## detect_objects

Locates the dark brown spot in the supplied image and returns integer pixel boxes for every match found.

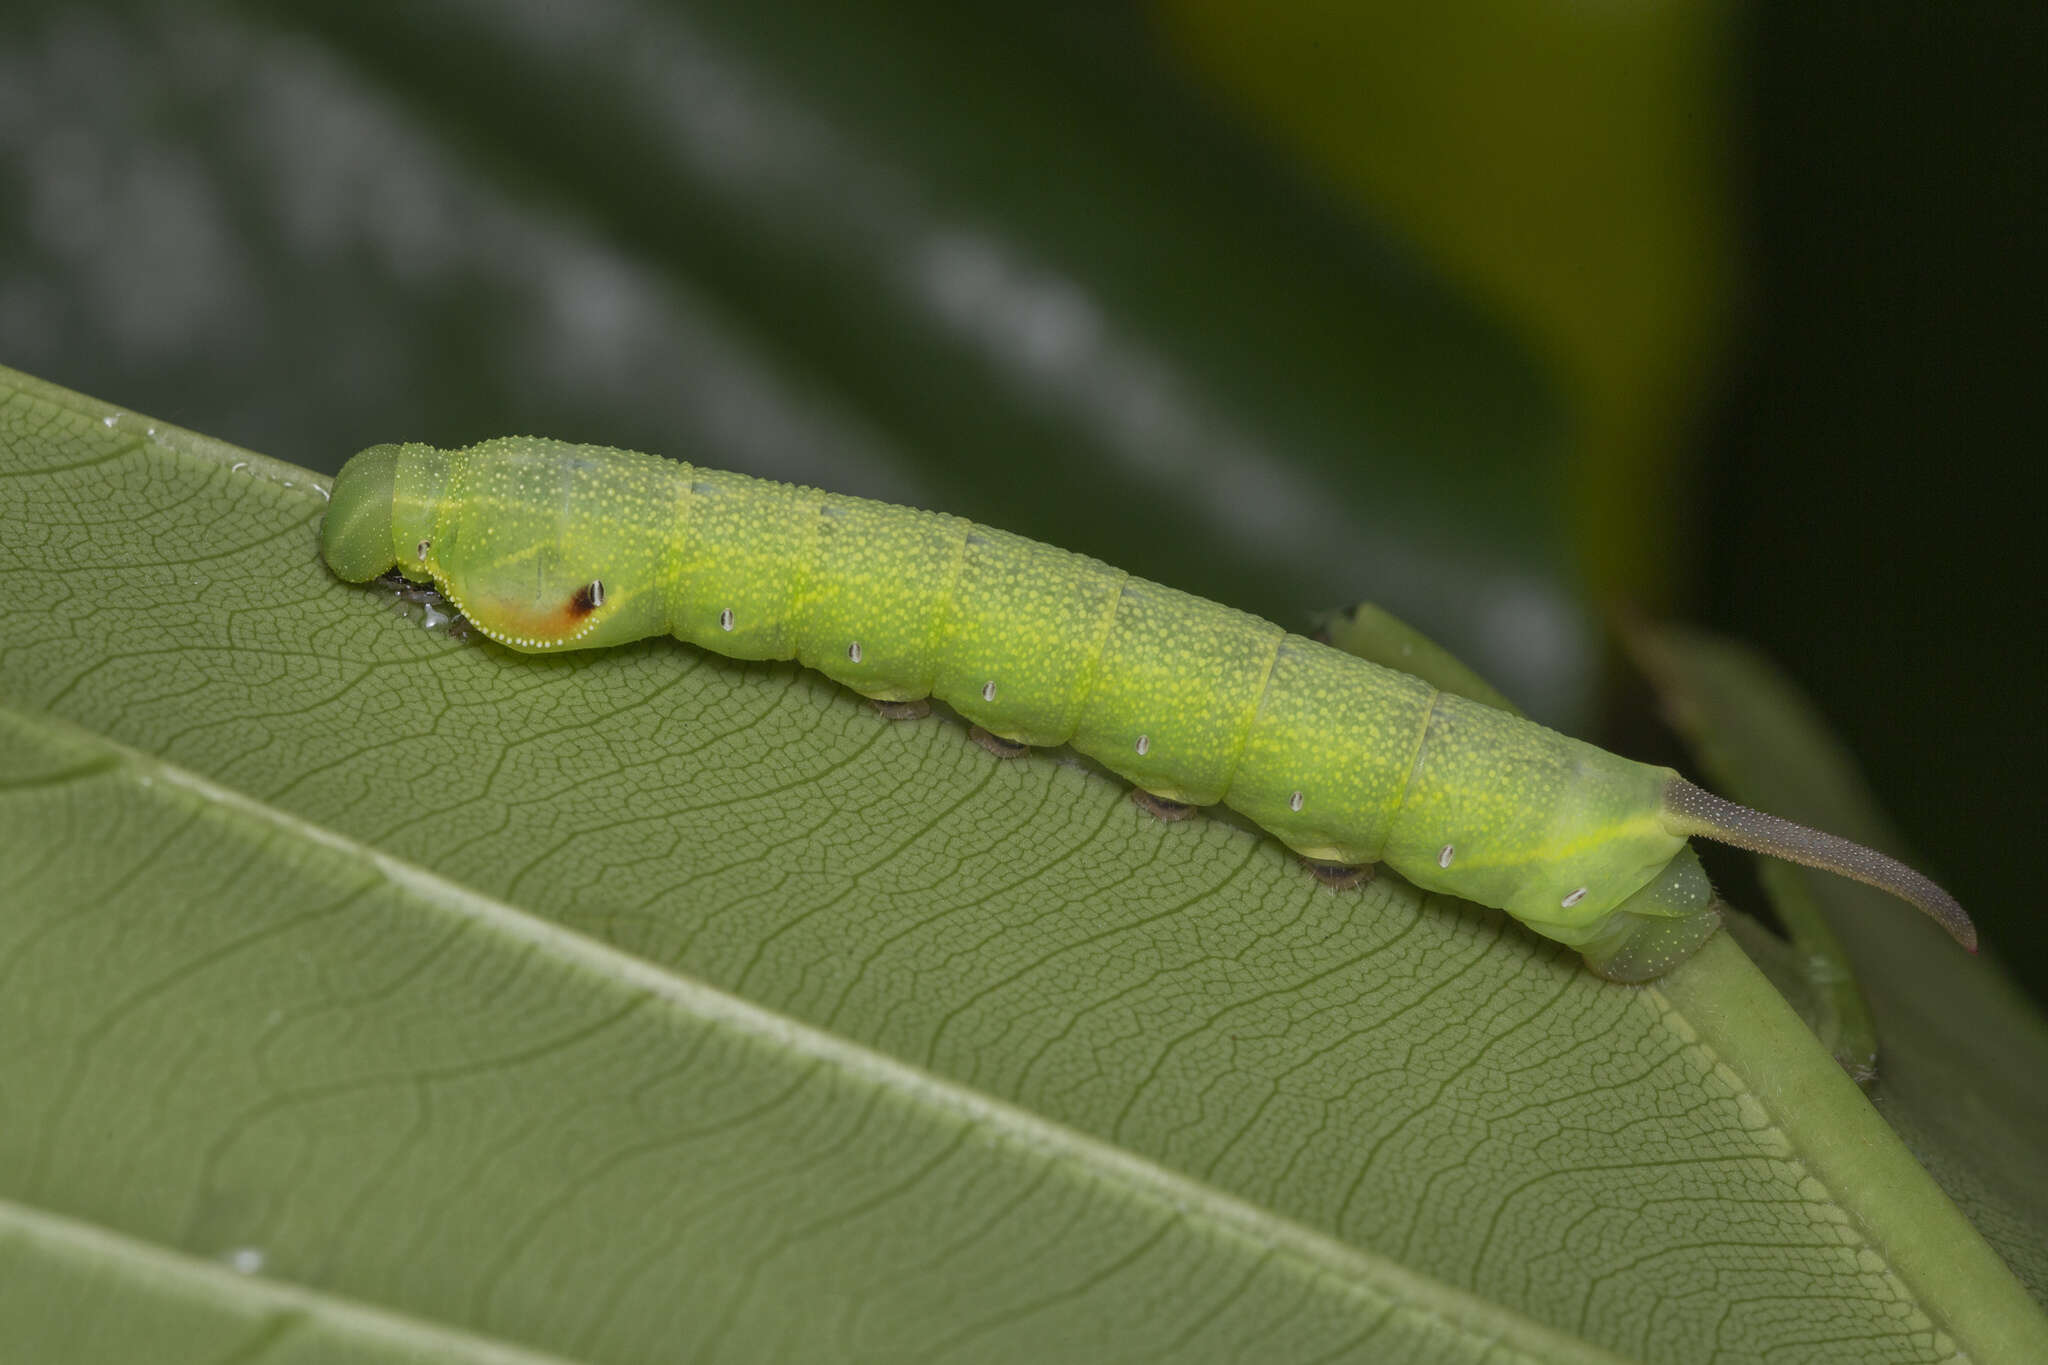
[1301,859,1376,890]
[1130,789,1198,822]
[569,579,606,616]
[970,726,1030,759]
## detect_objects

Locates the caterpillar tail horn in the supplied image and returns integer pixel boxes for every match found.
[1662,779,1976,952]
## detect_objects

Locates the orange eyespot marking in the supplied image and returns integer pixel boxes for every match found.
[458,586,603,648]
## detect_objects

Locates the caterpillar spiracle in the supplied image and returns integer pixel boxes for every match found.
[321,438,1975,982]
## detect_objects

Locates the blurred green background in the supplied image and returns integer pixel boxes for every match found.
[2,0,2039,996]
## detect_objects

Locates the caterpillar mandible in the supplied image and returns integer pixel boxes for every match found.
[321,438,1975,982]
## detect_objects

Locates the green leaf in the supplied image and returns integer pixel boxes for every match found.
[1625,621,2048,1308]
[5,365,2043,1361]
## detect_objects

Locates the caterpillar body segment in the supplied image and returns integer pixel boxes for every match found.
[323,438,1970,981]
[1305,607,1725,980]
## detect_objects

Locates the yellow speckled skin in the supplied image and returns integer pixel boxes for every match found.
[324,438,1722,980]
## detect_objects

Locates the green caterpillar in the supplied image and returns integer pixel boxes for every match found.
[321,437,1975,982]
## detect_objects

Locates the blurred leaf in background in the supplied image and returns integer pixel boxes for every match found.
[0,0,1596,723]
[1156,0,1738,603]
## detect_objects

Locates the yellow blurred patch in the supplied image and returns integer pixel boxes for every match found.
[1154,0,1737,600]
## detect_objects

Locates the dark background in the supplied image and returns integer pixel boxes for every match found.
[1697,0,2042,997]
[4,0,2040,997]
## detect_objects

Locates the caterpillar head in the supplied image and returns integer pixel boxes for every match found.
[322,443,416,583]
